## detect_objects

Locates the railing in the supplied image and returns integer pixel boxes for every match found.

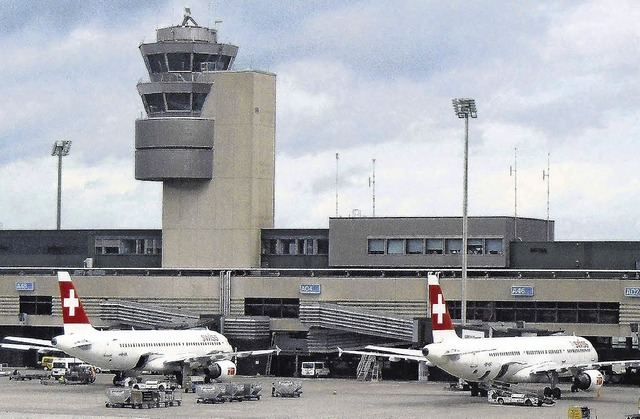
[2,267,640,280]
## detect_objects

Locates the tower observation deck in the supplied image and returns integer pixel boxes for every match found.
[134,9,276,268]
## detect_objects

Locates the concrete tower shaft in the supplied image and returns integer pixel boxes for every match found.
[134,10,276,268]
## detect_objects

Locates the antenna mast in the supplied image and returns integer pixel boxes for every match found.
[371,158,376,217]
[543,152,550,240]
[335,153,339,217]
[509,147,518,239]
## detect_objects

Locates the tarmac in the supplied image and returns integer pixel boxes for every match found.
[1,372,640,418]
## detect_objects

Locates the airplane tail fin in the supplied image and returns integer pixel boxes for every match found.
[428,272,459,343]
[58,271,95,334]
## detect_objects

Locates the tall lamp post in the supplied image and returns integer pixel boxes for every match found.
[51,140,72,230]
[452,98,477,326]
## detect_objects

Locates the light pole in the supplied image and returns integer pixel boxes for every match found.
[452,98,477,326]
[51,140,72,230]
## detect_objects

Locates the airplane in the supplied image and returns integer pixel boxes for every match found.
[2,271,278,386]
[341,272,640,399]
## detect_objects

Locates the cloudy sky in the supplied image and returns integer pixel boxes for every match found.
[0,0,638,240]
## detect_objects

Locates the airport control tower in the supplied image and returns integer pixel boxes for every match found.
[135,9,276,268]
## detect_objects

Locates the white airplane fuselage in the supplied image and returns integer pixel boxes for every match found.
[52,329,233,372]
[424,334,597,384]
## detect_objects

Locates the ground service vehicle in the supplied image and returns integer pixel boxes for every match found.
[39,356,56,370]
[51,358,83,378]
[301,362,330,378]
[488,388,552,407]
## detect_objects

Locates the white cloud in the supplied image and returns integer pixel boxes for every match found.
[1,0,639,242]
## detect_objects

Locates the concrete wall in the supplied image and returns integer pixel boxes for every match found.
[162,71,276,268]
[328,217,552,268]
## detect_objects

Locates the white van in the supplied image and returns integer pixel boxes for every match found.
[51,358,83,378]
[301,361,330,378]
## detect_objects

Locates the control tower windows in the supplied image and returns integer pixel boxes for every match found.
[166,93,191,111]
[167,53,191,72]
[143,93,165,114]
[143,92,209,114]
[194,53,215,71]
[148,54,168,73]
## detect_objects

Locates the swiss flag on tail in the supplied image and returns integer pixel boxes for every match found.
[58,272,91,328]
[427,273,456,338]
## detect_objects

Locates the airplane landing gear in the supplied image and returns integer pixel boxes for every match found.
[543,386,562,399]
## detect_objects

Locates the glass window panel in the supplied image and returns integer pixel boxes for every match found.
[281,239,295,255]
[486,238,503,255]
[386,239,404,254]
[495,308,515,322]
[578,309,598,323]
[406,239,424,254]
[317,239,329,255]
[445,239,462,254]
[144,93,165,113]
[368,239,384,254]
[165,93,191,111]
[515,307,536,322]
[557,309,578,323]
[193,53,216,72]
[426,239,443,254]
[599,310,619,324]
[147,54,167,73]
[467,239,483,254]
[167,53,191,71]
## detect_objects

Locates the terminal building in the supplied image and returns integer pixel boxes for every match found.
[2,11,640,377]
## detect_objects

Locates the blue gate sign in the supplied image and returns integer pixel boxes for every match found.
[625,287,640,297]
[300,284,321,294]
[511,285,534,297]
[15,282,35,291]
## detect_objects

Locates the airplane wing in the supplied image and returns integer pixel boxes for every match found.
[339,346,431,363]
[232,347,280,359]
[142,346,280,367]
[1,336,57,352]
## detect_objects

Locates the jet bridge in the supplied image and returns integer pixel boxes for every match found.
[100,300,199,330]
[299,302,416,342]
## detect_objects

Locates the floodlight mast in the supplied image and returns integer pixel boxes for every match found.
[51,140,72,230]
[451,98,477,326]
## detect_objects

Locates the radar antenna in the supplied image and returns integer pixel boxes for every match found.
[181,6,199,26]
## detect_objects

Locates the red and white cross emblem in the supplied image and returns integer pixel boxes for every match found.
[432,293,447,325]
[63,289,80,317]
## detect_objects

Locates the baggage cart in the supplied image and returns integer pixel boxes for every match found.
[196,384,226,404]
[271,380,302,397]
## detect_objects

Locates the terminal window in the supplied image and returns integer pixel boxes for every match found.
[368,239,384,254]
[95,237,161,255]
[244,298,300,318]
[261,238,329,256]
[19,295,52,315]
[448,300,619,324]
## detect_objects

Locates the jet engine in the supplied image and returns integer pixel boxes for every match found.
[204,360,236,381]
[572,369,604,392]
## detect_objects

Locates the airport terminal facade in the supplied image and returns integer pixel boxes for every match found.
[2,13,640,375]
